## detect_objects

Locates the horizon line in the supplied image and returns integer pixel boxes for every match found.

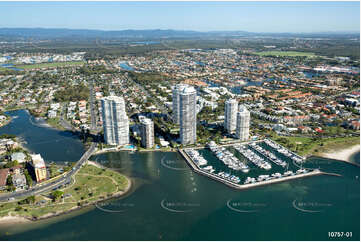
[0,27,359,34]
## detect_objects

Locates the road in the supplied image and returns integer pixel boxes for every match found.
[0,142,97,202]
[59,103,77,132]
[89,79,97,132]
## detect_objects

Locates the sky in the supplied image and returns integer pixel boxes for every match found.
[0,1,359,33]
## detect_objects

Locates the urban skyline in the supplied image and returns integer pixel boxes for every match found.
[0,2,358,240]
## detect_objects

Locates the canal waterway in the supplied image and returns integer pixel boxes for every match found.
[119,62,134,71]
[0,109,85,162]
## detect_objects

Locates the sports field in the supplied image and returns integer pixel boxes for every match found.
[253,51,316,57]
[15,61,85,70]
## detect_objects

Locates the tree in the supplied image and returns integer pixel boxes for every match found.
[6,175,13,186]
[24,169,33,187]
[18,195,35,205]
[7,185,16,192]
[4,160,19,168]
[51,190,64,202]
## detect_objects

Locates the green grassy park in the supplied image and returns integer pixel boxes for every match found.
[269,133,360,157]
[14,61,85,70]
[0,164,130,220]
[45,117,65,131]
[253,51,316,57]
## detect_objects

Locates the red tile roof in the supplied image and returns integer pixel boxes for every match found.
[0,169,9,187]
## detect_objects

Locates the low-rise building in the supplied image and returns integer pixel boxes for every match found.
[12,172,27,190]
[48,110,57,118]
[30,154,47,182]
[10,152,26,163]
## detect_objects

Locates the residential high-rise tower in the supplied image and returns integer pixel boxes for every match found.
[224,99,238,134]
[236,105,250,141]
[101,96,129,145]
[172,83,188,124]
[140,117,154,149]
[179,86,197,145]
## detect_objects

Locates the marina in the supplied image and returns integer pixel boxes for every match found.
[234,144,272,170]
[180,147,323,190]
[207,141,250,173]
[263,138,306,164]
[180,139,324,189]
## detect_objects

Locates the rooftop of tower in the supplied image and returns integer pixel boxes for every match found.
[173,83,189,91]
[226,98,238,104]
[140,117,153,124]
[102,95,125,102]
[181,86,196,95]
[238,105,249,113]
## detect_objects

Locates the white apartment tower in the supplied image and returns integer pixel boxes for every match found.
[172,83,189,124]
[236,105,250,141]
[140,118,154,149]
[179,86,197,145]
[101,96,129,145]
[224,99,238,134]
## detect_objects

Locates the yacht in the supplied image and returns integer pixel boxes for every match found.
[264,139,306,164]
[216,171,240,184]
[234,145,272,170]
[296,168,308,174]
[207,142,250,173]
[283,171,294,176]
[249,142,287,167]
[185,149,207,167]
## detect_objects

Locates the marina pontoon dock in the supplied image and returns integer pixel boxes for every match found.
[263,138,306,164]
[179,147,324,190]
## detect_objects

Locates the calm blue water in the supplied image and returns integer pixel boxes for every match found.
[303,71,321,79]
[0,110,359,241]
[0,109,85,162]
[0,64,23,71]
[1,150,359,241]
[119,62,134,71]
[351,152,360,164]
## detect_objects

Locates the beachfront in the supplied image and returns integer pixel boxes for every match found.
[319,144,360,163]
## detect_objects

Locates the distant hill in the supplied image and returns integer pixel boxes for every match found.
[0,28,358,40]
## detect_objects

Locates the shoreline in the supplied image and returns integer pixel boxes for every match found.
[0,215,30,226]
[93,148,177,155]
[0,117,12,128]
[32,172,132,222]
[318,144,360,163]
[0,162,132,225]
